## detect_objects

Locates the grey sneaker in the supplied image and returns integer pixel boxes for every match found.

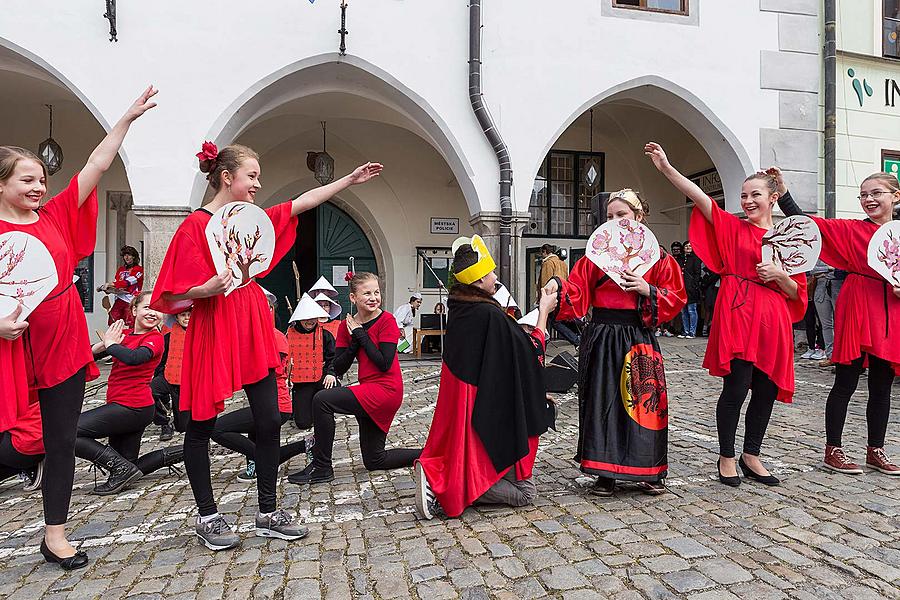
[195,515,240,551]
[22,461,43,492]
[414,461,442,520]
[255,509,309,541]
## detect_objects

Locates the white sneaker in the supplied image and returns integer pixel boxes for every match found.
[676,334,687,339]
[810,349,827,360]
[801,349,815,359]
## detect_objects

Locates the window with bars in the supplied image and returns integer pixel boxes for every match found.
[885,0,900,58]
[613,0,687,15]
[528,150,605,238]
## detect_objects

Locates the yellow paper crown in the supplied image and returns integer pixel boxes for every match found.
[451,235,496,285]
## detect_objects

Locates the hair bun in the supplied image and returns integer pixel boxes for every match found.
[198,158,217,174]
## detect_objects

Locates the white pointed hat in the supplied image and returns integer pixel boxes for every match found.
[309,276,338,299]
[313,292,342,320]
[517,309,539,328]
[493,283,518,310]
[289,293,329,322]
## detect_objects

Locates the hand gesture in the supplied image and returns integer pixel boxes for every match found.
[102,320,126,348]
[124,85,159,123]
[762,167,787,196]
[0,305,28,341]
[621,269,651,296]
[539,287,558,313]
[346,314,362,333]
[347,162,384,185]
[644,142,671,172]
[756,261,786,283]
[542,279,560,296]
[203,269,232,297]
[323,374,337,389]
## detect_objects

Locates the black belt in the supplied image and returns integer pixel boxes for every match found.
[722,273,778,311]
[591,309,641,327]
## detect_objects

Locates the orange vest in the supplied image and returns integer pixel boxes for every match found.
[322,319,341,339]
[164,324,187,385]
[287,326,324,383]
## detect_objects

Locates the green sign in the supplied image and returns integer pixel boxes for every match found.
[884,158,900,176]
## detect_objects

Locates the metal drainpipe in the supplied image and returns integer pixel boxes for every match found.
[469,0,513,286]
[824,0,836,218]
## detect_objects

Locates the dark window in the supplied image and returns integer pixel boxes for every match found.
[528,150,605,238]
[885,1,900,58]
[613,0,687,15]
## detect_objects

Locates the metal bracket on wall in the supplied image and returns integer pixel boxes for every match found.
[338,1,348,55]
[104,0,118,42]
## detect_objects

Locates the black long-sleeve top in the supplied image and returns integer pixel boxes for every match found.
[332,317,397,376]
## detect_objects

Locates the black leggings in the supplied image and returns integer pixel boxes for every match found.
[184,371,280,516]
[75,403,155,463]
[311,387,421,472]
[211,409,305,463]
[825,355,896,448]
[0,431,42,483]
[38,367,86,526]
[151,376,188,432]
[292,381,324,430]
[716,359,779,458]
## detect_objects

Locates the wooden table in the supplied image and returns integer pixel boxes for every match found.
[412,328,443,358]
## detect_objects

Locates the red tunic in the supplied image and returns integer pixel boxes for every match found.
[273,329,291,413]
[336,311,404,433]
[322,319,341,340]
[808,217,900,374]
[0,340,43,455]
[163,323,187,385]
[0,174,100,389]
[150,203,297,420]
[287,326,324,383]
[690,202,808,402]
[105,330,164,408]
[556,255,686,327]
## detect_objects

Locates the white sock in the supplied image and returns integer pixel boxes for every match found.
[199,512,219,523]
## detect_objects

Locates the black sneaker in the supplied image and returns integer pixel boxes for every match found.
[590,476,616,497]
[237,460,256,482]
[159,421,175,442]
[414,461,442,520]
[287,463,334,485]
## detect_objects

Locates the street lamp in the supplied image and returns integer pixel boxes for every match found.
[38,104,63,176]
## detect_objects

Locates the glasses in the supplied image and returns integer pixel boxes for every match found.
[858,190,895,200]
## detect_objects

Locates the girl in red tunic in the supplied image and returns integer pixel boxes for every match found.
[288,272,421,485]
[0,86,156,569]
[773,169,900,475]
[544,190,686,497]
[150,142,382,550]
[99,245,144,326]
[646,142,807,488]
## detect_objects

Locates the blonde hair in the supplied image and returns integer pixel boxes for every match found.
[743,172,778,195]
[609,188,650,217]
[348,272,380,294]
[198,144,259,191]
[0,146,47,183]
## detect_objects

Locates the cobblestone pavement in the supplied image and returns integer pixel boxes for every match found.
[0,338,898,599]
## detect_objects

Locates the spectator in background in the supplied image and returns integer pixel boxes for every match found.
[537,244,580,348]
[678,241,702,338]
[394,293,423,353]
[700,264,719,337]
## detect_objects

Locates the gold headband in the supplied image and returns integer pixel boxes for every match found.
[609,188,643,212]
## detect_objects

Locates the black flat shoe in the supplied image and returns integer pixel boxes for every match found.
[40,539,88,571]
[287,463,334,485]
[739,457,780,486]
[717,460,741,487]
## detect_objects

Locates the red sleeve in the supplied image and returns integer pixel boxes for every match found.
[638,255,687,327]
[40,173,99,261]
[688,200,741,276]
[113,266,128,289]
[335,319,351,349]
[261,202,299,278]
[150,220,214,314]
[139,332,165,358]
[786,273,808,323]
[135,266,144,290]
[274,329,289,356]
[556,256,601,321]
[809,216,861,272]
[529,328,546,352]
[377,312,402,344]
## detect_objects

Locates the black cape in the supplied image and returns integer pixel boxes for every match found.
[444,284,554,473]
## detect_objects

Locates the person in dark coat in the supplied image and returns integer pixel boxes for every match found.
[679,241,703,338]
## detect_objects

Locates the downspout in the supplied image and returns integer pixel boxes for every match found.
[469,0,513,286]
[824,0,836,218]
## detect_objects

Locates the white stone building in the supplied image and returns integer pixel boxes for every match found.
[0,0,821,330]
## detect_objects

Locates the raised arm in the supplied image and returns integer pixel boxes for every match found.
[78,86,158,206]
[645,142,714,222]
[290,162,383,217]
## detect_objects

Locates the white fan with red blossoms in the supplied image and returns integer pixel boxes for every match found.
[761,215,822,275]
[868,220,900,286]
[0,231,58,322]
[585,218,661,290]
[205,202,276,296]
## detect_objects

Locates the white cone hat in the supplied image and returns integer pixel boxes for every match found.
[313,292,342,320]
[493,283,518,310]
[289,293,329,322]
[309,276,338,299]
[517,309,539,328]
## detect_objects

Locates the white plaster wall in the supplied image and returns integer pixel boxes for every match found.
[0,0,780,216]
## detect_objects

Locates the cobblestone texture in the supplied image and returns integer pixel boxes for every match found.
[0,339,898,598]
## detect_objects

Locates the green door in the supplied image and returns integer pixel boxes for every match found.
[317,203,377,314]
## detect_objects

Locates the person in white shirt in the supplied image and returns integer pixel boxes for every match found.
[395,293,423,353]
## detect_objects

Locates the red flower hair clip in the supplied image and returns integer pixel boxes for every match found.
[196,141,218,163]
[344,271,354,282]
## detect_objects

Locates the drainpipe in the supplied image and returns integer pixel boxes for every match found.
[824,0,836,218]
[469,0,513,286]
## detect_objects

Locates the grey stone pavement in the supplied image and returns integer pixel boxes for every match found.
[0,338,899,599]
